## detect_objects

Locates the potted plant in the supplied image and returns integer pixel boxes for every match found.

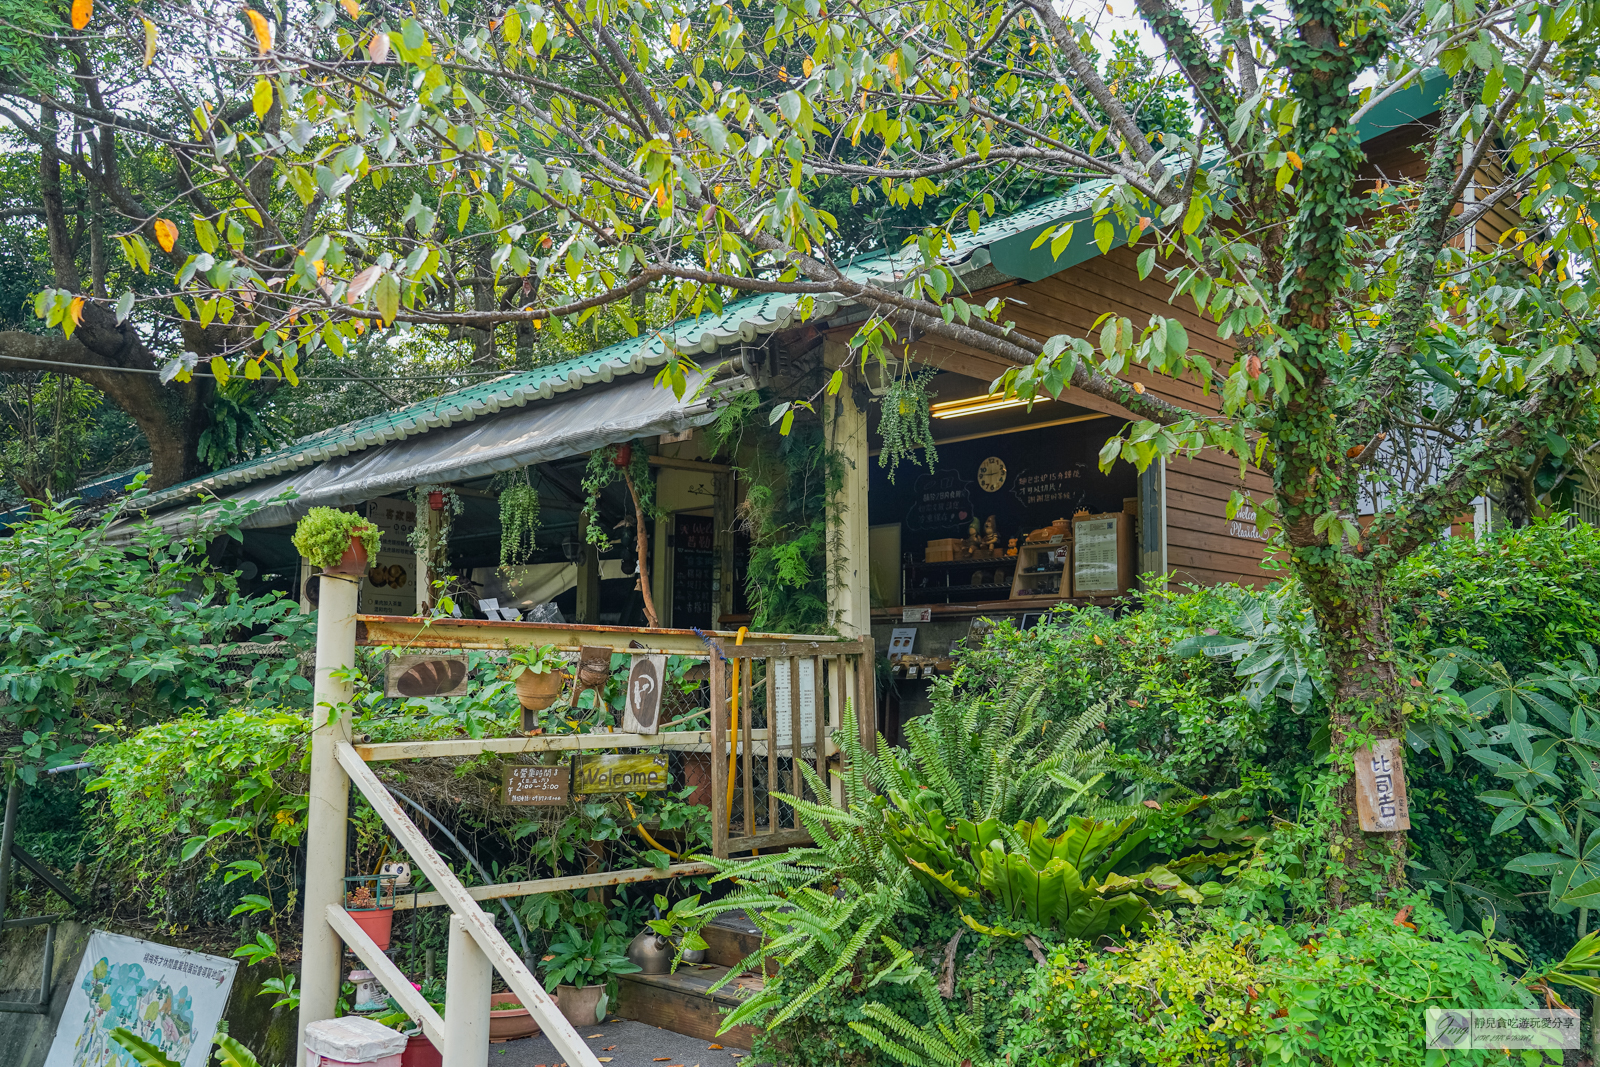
[539,922,642,1026]
[293,507,383,576]
[488,991,541,1042]
[371,981,445,1067]
[342,874,397,951]
[508,644,569,721]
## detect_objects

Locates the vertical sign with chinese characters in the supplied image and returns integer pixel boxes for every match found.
[1354,738,1411,831]
[772,657,818,748]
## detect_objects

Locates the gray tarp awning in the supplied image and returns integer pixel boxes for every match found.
[145,365,751,533]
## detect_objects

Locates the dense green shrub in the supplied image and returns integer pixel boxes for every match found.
[1003,904,1534,1066]
[1394,517,1600,675]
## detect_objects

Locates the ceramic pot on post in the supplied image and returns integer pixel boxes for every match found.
[325,536,370,578]
[515,671,569,733]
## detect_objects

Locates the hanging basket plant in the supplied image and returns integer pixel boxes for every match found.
[406,484,463,580]
[877,364,939,483]
[495,468,541,572]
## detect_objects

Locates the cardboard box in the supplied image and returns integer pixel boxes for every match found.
[925,538,968,562]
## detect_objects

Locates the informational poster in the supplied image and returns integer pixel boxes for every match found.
[1073,517,1120,594]
[45,930,238,1067]
[887,628,918,659]
[364,498,419,615]
[672,514,716,630]
[772,657,818,748]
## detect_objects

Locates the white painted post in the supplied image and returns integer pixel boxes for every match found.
[445,914,493,1065]
[823,343,871,638]
[297,571,361,1067]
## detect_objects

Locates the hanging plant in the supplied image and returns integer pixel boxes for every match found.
[877,365,939,482]
[406,483,463,580]
[580,441,663,626]
[495,468,541,571]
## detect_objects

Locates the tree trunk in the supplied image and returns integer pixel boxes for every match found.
[1312,576,1410,909]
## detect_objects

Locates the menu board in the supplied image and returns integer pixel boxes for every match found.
[673,513,716,629]
[772,657,818,748]
[1073,517,1121,594]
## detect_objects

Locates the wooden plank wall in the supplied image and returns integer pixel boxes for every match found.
[910,243,1278,589]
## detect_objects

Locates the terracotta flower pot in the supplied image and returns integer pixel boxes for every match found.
[346,906,393,951]
[325,536,370,577]
[555,983,605,1027]
[400,1033,441,1067]
[515,670,568,712]
[489,991,542,1042]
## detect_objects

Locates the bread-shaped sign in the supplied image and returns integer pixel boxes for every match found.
[386,655,471,698]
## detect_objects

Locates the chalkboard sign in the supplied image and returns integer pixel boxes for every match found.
[672,514,716,629]
[903,468,976,532]
[502,764,570,805]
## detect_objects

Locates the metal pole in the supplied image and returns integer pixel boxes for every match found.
[444,914,492,1065]
[0,778,21,925]
[296,572,360,1067]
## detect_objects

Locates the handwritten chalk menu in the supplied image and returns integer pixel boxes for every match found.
[772,657,818,748]
[502,764,570,805]
[904,468,975,532]
[1010,465,1086,509]
[1073,517,1120,594]
[673,514,716,629]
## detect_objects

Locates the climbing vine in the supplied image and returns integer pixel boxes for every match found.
[494,468,541,571]
[406,484,463,581]
[877,364,939,482]
[580,442,660,549]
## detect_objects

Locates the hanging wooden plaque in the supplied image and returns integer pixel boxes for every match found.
[622,654,667,734]
[572,753,670,793]
[386,655,471,698]
[1354,738,1411,832]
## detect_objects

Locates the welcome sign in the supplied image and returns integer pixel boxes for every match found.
[572,753,670,793]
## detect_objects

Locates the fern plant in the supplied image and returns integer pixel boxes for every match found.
[849,937,997,1067]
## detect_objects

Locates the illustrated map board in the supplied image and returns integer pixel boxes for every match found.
[45,929,239,1067]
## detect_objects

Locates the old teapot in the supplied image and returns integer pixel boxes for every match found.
[626,929,674,975]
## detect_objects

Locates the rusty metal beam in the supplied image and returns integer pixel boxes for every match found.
[354,615,840,654]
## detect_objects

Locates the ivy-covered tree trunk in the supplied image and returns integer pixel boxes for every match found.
[1310,576,1411,905]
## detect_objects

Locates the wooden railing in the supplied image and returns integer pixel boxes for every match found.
[295,592,872,1067]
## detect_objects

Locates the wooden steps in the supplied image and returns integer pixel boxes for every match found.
[614,912,770,1049]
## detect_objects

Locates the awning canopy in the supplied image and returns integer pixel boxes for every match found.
[146,364,750,533]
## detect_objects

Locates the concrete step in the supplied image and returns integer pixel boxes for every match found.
[614,963,764,1049]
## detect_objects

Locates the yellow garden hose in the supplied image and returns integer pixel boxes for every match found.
[624,795,682,859]
[726,627,748,829]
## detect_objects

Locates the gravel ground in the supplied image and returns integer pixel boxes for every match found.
[489,1018,760,1067]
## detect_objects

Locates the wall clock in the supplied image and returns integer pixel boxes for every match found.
[977,456,1007,492]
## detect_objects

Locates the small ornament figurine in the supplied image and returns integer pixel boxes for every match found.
[980,515,999,554]
[1006,537,1019,557]
[964,515,981,557]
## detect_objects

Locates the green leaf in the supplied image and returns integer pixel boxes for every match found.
[1182,195,1206,234]
[110,1030,182,1067]
[214,1035,263,1067]
[1136,247,1156,280]
[114,290,135,324]
[373,272,400,325]
[180,835,208,861]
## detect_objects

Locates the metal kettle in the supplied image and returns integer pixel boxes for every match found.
[626,929,674,975]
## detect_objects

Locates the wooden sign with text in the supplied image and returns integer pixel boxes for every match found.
[502,764,570,805]
[1354,738,1411,832]
[573,753,670,793]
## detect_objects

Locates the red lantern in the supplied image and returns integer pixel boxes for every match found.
[613,443,633,467]
[428,490,444,511]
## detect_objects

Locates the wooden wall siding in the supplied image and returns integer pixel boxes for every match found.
[902,243,1277,589]
[1357,121,1523,258]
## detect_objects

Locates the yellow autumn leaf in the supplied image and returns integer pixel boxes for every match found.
[1286,150,1303,170]
[477,129,493,152]
[153,218,178,253]
[669,23,681,48]
[655,186,669,210]
[802,57,813,76]
[339,0,360,15]
[245,9,272,54]
[66,296,84,331]
[70,0,91,30]
[142,17,157,65]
